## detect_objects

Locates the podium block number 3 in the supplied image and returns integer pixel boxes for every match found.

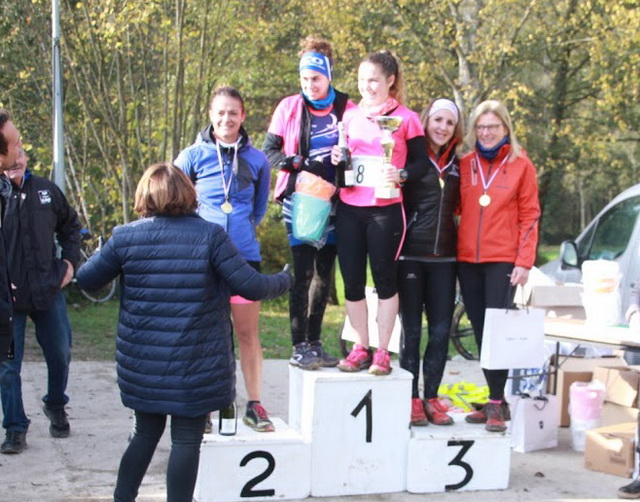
[239,451,276,498]
[351,389,373,443]
[445,440,474,491]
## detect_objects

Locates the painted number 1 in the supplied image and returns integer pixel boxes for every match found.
[351,389,373,442]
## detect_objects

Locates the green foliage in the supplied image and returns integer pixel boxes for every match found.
[2,0,639,249]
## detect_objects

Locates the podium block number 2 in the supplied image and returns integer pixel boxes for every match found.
[351,390,373,443]
[239,451,276,498]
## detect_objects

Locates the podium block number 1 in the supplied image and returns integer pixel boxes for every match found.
[351,389,373,443]
[309,375,412,496]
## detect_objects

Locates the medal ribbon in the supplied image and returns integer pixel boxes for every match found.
[216,140,239,205]
[429,155,454,181]
[474,153,508,194]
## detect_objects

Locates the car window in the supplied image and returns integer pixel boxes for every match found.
[577,195,640,260]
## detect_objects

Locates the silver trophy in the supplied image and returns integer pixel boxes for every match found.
[374,116,403,199]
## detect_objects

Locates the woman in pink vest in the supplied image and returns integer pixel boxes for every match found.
[331,50,428,376]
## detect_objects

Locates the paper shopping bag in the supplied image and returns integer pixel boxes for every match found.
[510,395,559,452]
[480,307,545,370]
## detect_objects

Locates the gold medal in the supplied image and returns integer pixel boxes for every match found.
[479,193,491,207]
[439,178,445,189]
[221,201,233,214]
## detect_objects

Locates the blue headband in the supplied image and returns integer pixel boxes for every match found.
[299,51,332,81]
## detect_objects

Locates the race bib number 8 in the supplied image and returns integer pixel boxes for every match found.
[350,156,383,188]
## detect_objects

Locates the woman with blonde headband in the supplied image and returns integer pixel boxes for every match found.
[398,98,463,426]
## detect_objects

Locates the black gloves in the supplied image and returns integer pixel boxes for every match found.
[278,155,326,178]
[302,159,326,178]
[278,155,304,172]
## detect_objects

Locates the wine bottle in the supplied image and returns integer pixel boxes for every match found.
[218,402,237,436]
[337,122,354,188]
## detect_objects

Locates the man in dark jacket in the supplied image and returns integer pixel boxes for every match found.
[0,146,81,454]
[0,110,19,363]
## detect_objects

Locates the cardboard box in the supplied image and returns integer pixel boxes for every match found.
[548,356,627,427]
[593,366,640,408]
[585,422,636,478]
[602,402,640,427]
[530,285,583,307]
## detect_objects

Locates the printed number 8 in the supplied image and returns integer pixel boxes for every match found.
[356,164,365,184]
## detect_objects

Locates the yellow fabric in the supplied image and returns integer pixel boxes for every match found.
[438,382,489,412]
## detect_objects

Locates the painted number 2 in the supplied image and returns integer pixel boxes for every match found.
[351,389,373,443]
[239,450,276,498]
[445,440,475,491]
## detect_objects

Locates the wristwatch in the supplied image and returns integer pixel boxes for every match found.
[399,169,409,183]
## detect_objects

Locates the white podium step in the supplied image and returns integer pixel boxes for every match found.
[289,365,412,497]
[194,417,310,502]
[407,417,511,493]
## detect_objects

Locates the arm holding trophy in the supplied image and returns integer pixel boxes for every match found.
[331,49,427,377]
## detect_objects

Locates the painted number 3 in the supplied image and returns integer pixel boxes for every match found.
[445,440,475,491]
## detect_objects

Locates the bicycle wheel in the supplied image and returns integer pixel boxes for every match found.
[77,248,117,303]
[449,301,478,360]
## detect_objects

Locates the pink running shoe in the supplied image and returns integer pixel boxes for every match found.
[337,345,373,372]
[368,348,392,376]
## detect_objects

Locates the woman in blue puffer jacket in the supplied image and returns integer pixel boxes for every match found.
[76,162,291,502]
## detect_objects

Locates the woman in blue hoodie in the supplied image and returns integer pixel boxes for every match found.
[174,86,274,432]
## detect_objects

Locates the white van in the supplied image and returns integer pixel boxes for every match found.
[540,183,640,317]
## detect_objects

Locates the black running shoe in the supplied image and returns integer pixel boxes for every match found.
[289,342,321,371]
[309,341,339,367]
[243,402,275,432]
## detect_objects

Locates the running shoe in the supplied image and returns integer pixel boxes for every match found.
[337,344,373,372]
[308,341,339,367]
[410,398,429,426]
[368,348,392,376]
[484,402,507,432]
[424,398,454,425]
[243,402,275,432]
[289,342,321,371]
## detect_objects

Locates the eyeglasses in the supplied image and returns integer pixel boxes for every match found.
[476,124,504,133]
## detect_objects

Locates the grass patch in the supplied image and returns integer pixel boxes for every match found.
[537,244,560,266]
[22,262,482,362]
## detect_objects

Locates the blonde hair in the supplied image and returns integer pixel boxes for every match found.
[134,162,198,217]
[465,100,522,161]
[419,99,464,151]
[361,50,405,104]
[298,35,333,60]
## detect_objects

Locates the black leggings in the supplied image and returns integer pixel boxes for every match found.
[457,261,514,400]
[336,201,404,301]
[398,260,456,399]
[289,243,337,345]
[114,411,207,502]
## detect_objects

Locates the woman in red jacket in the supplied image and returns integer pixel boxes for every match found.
[457,100,540,433]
